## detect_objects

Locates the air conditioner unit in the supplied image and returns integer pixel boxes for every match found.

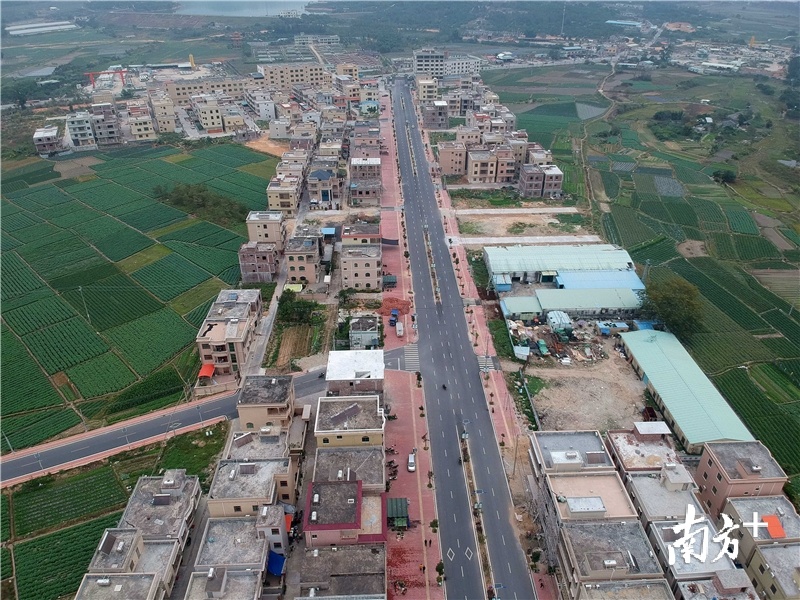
[207,568,215,580]
[260,427,271,434]
[229,469,236,481]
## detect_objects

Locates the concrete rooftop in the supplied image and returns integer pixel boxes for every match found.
[651,516,736,575]
[756,544,800,597]
[607,429,679,471]
[533,431,613,471]
[74,574,158,600]
[629,473,701,522]
[313,447,385,487]
[195,518,267,569]
[579,580,673,600]
[209,459,288,500]
[563,521,662,578]
[239,375,293,405]
[308,481,360,527]
[285,545,385,596]
[708,441,786,480]
[227,431,288,460]
[326,350,384,381]
[120,471,198,539]
[340,244,381,259]
[548,473,636,521]
[726,495,800,541]
[677,571,756,600]
[184,570,261,600]
[315,396,384,433]
[89,529,138,572]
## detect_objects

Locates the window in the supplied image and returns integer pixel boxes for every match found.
[322,437,329,444]
[253,505,259,512]
[274,542,283,549]
[703,472,708,480]
[246,422,254,429]
[336,435,343,439]
[362,436,370,443]
[716,473,722,482]
[708,459,713,467]
[281,494,289,501]
[770,585,777,594]
[712,486,717,495]
[228,343,235,352]
[759,564,766,574]
[311,534,318,539]
[234,506,242,513]
[271,528,280,535]
[280,481,288,487]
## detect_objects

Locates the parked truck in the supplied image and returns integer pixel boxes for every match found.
[389,309,399,326]
[396,322,404,337]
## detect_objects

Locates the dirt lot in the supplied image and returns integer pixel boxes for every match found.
[677,239,708,257]
[524,339,647,432]
[246,133,290,156]
[53,156,103,179]
[751,269,800,306]
[457,214,561,236]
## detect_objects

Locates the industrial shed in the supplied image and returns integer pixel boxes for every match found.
[619,330,754,453]
[535,288,641,318]
[500,296,543,322]
[554,269,645,291]
[484,244,634,284]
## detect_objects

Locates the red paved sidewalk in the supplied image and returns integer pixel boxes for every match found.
[384,370,444,600]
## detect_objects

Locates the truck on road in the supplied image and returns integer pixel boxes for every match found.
[389,309,399,326]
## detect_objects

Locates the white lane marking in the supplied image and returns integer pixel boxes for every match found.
[491,488,495,497]
[486,466,491,474]
[453,513,457,523]
[502,534,506,546]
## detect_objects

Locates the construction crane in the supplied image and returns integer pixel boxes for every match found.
[84,69,128,88]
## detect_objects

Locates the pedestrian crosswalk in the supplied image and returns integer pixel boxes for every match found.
[477,355,495,371]
[404,344,420,372]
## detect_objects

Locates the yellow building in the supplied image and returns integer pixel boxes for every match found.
[256,62,328,90]
[314,395,385,447]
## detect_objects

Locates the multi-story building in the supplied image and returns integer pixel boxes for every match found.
[208,458,295,516]
[648,514,738,593]
[677,571,758,600]
[90,102,122,145]
[236,375,294,433]
[127,101,157,141]
[66,111,97,149]
[314,395,385,447]
[416,78,438,102]
[421,100,448,129]
[341,223,381,245]
[606,421,681,476]
[190,94,224,133]
[414,48,446,77]
[349,179,382,207]
[266,174,303,216]
[694,441,788,518]
[246,211,285,252]
[269,118,291,139]
[222,106,246,132]
[307,168,343,209]
[165,77,252,106]
[558,521,665,599]
[349,315,380,350]
[238,242,279,283]
[243,87,276,120]
[285,235,322,284]
[436,142,466,175]
[720,495,800,600]
[519,163,564,198]
[349,157,381,180]
[120,470,201,544]
[627,464,701,530]
[183,569,263,600]
[196,289,262,384]
[32,124,62,156]
[340,244,382,290]
[466,150,497,183]
[194,518,268,572]
[302,480,386,548]
[455,125,482,146]
[443,53,484,75]
[256,62,328,91]
[294,33,340,45]
[442,89,481,116]
[148,92,176,133]
[336,63,359,79]
[325,350,385,396]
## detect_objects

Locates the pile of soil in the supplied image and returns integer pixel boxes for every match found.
[378,298,412,316]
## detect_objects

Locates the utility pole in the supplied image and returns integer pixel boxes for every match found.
[560,2,567,38]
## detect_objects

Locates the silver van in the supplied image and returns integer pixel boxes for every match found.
[407,453,416,472]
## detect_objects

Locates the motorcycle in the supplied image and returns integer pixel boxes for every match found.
[442,384,447,390]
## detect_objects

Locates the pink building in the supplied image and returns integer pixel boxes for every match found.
[302,481,386,547]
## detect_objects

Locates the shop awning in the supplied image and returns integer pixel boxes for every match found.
[199,364,215,378]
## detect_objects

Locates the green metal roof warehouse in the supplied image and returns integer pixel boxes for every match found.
[620,330,753,453]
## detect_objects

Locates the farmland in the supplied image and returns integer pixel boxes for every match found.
[12,466,126,537]
[580,66,800,481]
[0,143,275,449]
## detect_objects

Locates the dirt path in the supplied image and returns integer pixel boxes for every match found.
[246,134,289,157]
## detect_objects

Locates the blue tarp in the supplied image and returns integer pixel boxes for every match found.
[268,550,286,576]
[633,320,655,330]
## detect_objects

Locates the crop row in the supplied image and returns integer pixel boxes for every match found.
[221,171,271,194]
[180,157,237,177]
[138,159,215,184]
[164,240,239,275]
[39,201,102,228]
[750,363,800,404]
[599,170,620,198]
[674,164,710,184]
[1,252,45,302]
[3,294,77,336]
[669,260,769,331]
[62,273,162,331]
[688,331,775,373]
[104,308,196,376]
[1,209,41,233]
[633,173,659,195]
[708,232,738,260]
[665,203,699,227]
[107,367,184,414]
[23,317,108,374]
[1,408,81,452]
[609,205,657,247]
[158,220,236,244]
[116,203,188,232]
[724,206,759,235]
[601,213,621,246]
[1,326,62,417]
[132,253,212,301]
[8,187,71,213]
[713,369,800,476]
[15,512,122,600]
[192,144,268,167]
[630,236,679,265]
[688,258,776,313]
[689,197,726,223]
[762,310,800,346]
[206,179,266,211]
[731,234,780,261]
[66,352,137,399]
[639,200,671,221]
[13,466,127,536]
[1,495,9,543]
[638,215,686,243]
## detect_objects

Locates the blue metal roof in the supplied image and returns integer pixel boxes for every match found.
[555,270,645,290]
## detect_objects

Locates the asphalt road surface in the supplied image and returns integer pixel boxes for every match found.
[1,372,328,482]
[392,78,536,600]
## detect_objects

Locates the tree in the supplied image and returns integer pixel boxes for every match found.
[3,79,37,108]
[786,56,800,86]
[640,276,703,340]
[120,88,136,100]
[712,169,737,184]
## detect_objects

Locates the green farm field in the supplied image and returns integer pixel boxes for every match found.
[1,144,275,449]
[583,66,800,481]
